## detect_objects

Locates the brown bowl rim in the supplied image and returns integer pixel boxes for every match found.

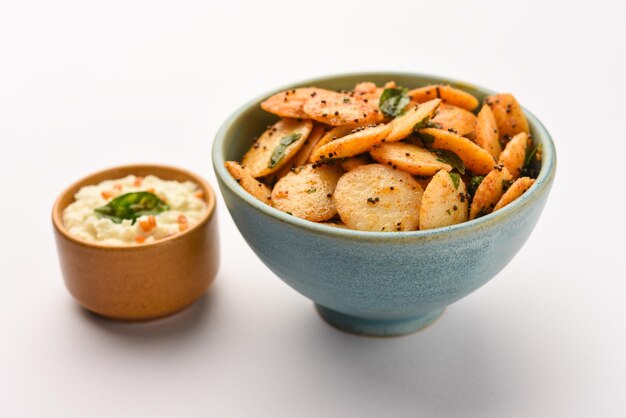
[52,163,216,251]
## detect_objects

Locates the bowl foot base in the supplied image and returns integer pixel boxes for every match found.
[314,304,445,337]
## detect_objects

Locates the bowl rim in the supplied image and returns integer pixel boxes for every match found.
[52,163,216,250]
[212,71,556,240]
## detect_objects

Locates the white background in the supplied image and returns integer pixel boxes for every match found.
[1,1,625,417]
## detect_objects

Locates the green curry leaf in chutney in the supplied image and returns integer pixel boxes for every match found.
[94,191,170,224]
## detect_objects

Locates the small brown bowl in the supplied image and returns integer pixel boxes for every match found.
[52,164,219,321]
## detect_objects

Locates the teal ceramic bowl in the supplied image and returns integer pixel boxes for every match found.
[212,72,556,336]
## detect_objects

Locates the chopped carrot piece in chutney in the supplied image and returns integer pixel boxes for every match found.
[135,236,146,244]
[139,220,150,231]
[178,214,188,224]
[139,215,157,232]
[101,191,113,200]
[134,176,143,187]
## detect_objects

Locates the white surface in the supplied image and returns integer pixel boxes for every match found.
[1,1,625,417]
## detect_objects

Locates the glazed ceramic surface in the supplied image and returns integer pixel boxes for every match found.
[52,164,219,321]
[212,72,556,336]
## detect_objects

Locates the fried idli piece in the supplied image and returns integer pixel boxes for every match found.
[310,124,392,162]
[303,91,383,126]
[334,164,423,232]
[354,82,378,100]
[408,85,478,111]
[242,118,312,177]
[271,163,343,221]
[475,104,502,159]
[225,161,272,204]
[485,93,530,142]
[431,104,478,139]
[353,81,396,104]
[369,142,452,176]
[341,155,371,172]
[355,82,377,92]
[469,167,512,219]
[386,99,441,142]
[308,125,359,163]
[419,170,469,230]
[418,128,496,175]
[320,220,348,228]
[261,87,332,119]
[493,177,535,211]
[498,132,529,179]
[274,125,326,179]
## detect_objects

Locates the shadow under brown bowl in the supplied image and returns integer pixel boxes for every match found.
[52,164,219,321]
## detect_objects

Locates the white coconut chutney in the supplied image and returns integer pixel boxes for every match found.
[63,175,207,245]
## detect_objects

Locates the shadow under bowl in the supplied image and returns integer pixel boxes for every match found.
[52,164,220,321]
[212,72,556,336]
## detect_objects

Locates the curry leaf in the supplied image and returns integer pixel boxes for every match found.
[413,116,431,132]
[448,172,461,190]
[468,176,485,198]
[524,143,543,167]
[268,133,302,168]
[430,149,465,174]
[418,132,435,147]
[94,192,169,224]
[379,87,410,118]
[425,120,442,129]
